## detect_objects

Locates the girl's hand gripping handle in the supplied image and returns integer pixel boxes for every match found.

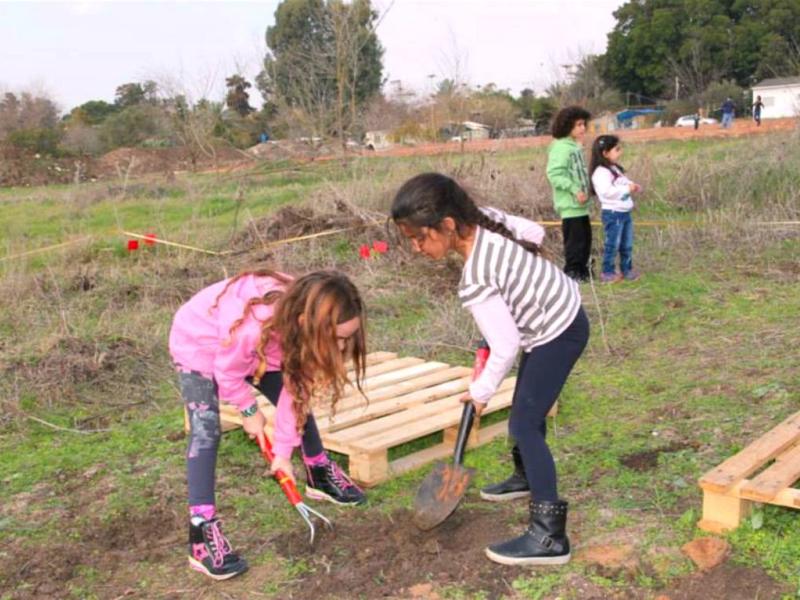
[256,434,302,506]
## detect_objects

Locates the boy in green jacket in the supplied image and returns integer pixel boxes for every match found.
[546,106,592,281]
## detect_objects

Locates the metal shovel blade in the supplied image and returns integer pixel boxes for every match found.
[412,460,475,531]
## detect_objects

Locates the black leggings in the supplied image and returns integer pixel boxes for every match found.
[184,371,324,507]
[508,307,589,501]
[252,372,324,457]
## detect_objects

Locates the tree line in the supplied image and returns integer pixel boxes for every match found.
[2,0,796,159]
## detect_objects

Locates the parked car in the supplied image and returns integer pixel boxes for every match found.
[675,115,719,127]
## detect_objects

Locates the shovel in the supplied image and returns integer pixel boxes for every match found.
[412,340,490,530]
[256,433,333,544]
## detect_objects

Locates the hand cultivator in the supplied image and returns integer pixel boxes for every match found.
[412,339,490,530]
[256,434,333,544]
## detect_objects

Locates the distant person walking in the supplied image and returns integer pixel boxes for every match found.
[720,97,735,129]
[752,95,765,127]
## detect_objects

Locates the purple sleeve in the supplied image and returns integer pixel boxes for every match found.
[467,294,520,404]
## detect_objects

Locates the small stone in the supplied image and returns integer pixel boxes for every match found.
[681,537,730,571]
[408,582,440,599]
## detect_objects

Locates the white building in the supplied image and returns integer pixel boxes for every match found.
[751,76,800,119]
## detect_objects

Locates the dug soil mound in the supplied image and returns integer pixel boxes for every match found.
[230,205,367,252]
[275,507,526,599]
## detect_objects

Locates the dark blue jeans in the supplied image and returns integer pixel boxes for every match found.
[601,210,634,276]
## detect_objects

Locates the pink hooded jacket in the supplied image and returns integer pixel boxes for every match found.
[169,274,301,458]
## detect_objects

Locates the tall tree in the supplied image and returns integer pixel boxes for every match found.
[114,81,158,108]
[602,0,800,100]
[258,0,384,139]
[225,75,255,117]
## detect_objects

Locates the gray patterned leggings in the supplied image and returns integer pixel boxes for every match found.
[181,370,325,506]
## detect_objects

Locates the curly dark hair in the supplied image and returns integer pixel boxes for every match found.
[551,105,592,139]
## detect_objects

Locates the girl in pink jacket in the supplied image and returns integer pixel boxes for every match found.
[169,269,366,580]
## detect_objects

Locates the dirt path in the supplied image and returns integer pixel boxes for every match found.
[363,117,796,161]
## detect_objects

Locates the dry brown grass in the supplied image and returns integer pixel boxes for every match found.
[1,132,798,430]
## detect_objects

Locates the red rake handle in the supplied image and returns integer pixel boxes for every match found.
[454,340,491,465]
[256,434,303,506]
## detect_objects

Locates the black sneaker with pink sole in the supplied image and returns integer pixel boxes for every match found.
[188,516,248,580]
[305,460,367,506]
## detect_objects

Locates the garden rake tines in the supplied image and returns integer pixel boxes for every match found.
[256,434,333,544]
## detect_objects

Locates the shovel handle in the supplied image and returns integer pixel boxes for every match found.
[454,338,489,466]
[453,401,475,466]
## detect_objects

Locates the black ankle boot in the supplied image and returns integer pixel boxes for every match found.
[480,445,530,502]
[485,499,571,566]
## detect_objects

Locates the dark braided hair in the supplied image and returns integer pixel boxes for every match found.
[390,172,541,255]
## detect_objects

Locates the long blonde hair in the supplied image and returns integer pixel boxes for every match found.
[219,270,366,432]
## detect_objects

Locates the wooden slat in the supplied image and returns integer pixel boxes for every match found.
[349,387,516,452]
[741,441,800,502]
[348,356,422,380]
[329,378,517,447]
[316,373,474,433]
[341,361,449,398]
[315,362,458,418]
[699,411,800,493]
[318,366,471,417]
[344,351,397,372]
[361,351,398,366]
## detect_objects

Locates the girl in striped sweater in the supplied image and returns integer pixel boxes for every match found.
[391,173,589,566]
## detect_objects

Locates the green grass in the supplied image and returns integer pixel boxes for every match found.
[1,132,799,598]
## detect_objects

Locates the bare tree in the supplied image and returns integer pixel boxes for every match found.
[156,73,223,169]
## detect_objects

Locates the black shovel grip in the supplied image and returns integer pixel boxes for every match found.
[453,401,475,466]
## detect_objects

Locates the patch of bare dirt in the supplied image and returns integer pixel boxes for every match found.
[97,146,247,178]
[620,441,700,472]
[0,501,183,600]
[2,335,155,411]
[275,507,525,600]
[659,564,791,599]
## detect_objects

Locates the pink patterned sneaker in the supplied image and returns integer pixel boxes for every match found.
[188,516,248,580]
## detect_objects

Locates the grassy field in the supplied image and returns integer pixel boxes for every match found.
[1,131,799,599]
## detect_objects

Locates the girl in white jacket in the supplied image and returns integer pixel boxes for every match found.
[589,135,642,282]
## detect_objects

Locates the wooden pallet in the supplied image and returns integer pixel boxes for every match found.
[206,351,556,487]
[698,410,800,533]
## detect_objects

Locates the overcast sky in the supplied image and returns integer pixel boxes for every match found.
[0,0,625,112]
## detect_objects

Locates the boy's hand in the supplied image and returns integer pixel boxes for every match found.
[242,410,266,441]
[576,191,588,204]
[270,456,295,483]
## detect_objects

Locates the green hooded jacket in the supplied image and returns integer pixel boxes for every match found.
[546,138,590,219]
